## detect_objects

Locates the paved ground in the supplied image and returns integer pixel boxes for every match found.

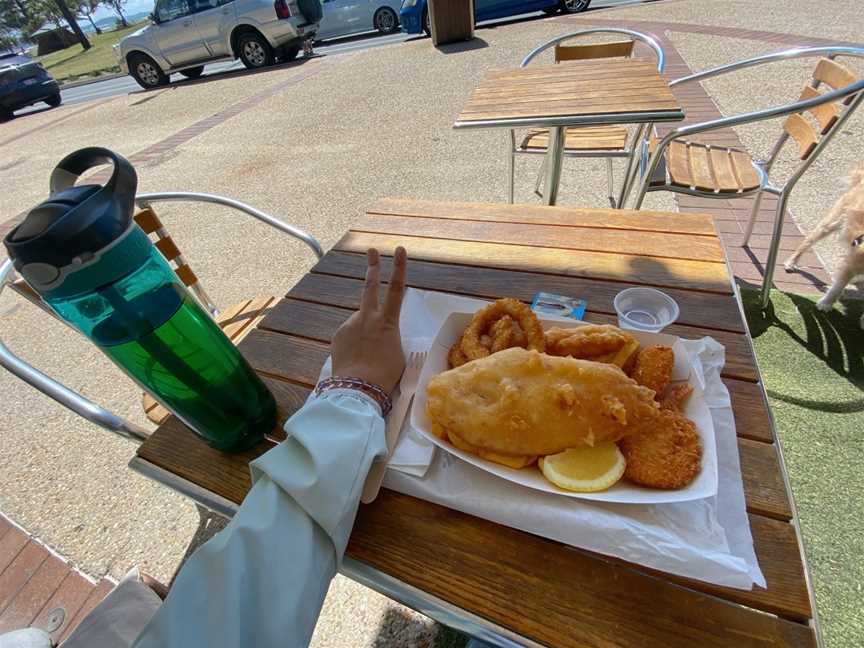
[1,0,862,645]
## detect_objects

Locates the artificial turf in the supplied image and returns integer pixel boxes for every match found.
[740,289,863,647]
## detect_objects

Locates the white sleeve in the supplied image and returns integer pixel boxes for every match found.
[132,390,386,648]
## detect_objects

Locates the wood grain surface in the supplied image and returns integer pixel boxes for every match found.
[457,58,682,125]
[136,200,814,647]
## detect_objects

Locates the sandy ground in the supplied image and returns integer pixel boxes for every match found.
[0,0,861,645]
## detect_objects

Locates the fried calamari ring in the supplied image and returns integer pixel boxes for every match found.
[632,346,674,395]
[448,338,469,369]
[489,316,515,353]
[619,409,702,489]
[545,325,632,359]
[460,298,545,360]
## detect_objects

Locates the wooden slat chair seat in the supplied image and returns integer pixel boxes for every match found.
[519,125,629,152]
[661,140,762,193]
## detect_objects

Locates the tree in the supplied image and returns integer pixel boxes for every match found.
[52,0,91,49]
[77,0,101,34]
[0,0,28,49]
[102,0,127,27]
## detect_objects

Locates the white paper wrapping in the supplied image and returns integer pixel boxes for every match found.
[321,289,765,589]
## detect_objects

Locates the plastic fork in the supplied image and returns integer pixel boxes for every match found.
[360,350,427,504]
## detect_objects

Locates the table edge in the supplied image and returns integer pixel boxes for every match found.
[453,109,685,130]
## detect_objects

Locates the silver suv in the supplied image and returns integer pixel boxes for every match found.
[116,0,322,89]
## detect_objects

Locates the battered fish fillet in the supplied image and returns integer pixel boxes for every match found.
[619,409,702,489]
[426,348,658,456]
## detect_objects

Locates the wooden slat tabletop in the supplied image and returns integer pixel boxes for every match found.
[136,199,816,647]
[455,58,683,127]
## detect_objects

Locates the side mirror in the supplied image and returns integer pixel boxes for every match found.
[149,11,161,24]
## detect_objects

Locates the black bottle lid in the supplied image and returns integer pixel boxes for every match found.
[3,147,138,290]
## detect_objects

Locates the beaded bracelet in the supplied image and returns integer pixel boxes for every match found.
[315,376,392,417]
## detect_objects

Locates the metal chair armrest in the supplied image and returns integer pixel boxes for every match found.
[670,45,864,86]
[135,192,324,259]
[0,259,150,442]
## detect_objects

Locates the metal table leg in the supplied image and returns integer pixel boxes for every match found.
[542,126,566,206]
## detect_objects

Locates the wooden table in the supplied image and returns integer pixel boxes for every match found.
[131,199,820,648]
[454,58,684,205]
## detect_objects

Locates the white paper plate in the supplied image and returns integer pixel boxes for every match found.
[410,312,718,504]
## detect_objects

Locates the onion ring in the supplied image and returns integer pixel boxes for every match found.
[461,298,545,360]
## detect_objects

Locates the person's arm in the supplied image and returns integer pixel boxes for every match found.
[133,248,407,648]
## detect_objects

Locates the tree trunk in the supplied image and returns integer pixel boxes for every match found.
[113,2,128,27]
[53,0,91,49]
[85,12,102,34]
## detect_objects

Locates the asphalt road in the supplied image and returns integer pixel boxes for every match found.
[35,0,648,110]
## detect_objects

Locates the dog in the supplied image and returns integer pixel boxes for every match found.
[784,163,864,328]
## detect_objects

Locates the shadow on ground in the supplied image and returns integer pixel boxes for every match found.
[435,38,489,54]
[741,287,863,394]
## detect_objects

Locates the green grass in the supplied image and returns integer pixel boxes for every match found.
[35,21,146,83]
[740,289,863,648]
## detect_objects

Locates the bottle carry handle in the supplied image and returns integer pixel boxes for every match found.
[50,147,137,222]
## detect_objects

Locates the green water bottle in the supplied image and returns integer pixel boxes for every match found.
[3,147,276,452]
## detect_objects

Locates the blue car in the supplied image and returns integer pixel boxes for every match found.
[400,0,589,35]
[0,57,61,121]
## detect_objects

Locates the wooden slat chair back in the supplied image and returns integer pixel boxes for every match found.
[782,58,859,160]
[554,40,634,63]
[134,208,202,293]
[631,47,864,310]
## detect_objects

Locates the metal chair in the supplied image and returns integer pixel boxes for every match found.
[0,191,323,441]
[629,46,864,308]
[507,28,666,206]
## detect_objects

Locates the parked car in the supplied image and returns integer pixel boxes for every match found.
[316,0,400,41]
[0,58,61,121]
[400,0,589,35]
[117,0,324,89]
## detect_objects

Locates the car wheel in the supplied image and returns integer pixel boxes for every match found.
[0,107,13,121]
[281,45,301,62]
[373,7,399,34]
[179,66,205,79]
[238,32,275,69]
[129,53,169,89]
[422,7,431,36]
[45,93,62,107]
[560,0,590,13]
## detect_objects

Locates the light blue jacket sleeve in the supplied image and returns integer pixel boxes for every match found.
[133,390,387,648]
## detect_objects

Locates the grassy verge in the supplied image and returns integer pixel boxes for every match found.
[740,289,863,647]
[36,21,146,83]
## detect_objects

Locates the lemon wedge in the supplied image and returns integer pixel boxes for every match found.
[539,443,626,492]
